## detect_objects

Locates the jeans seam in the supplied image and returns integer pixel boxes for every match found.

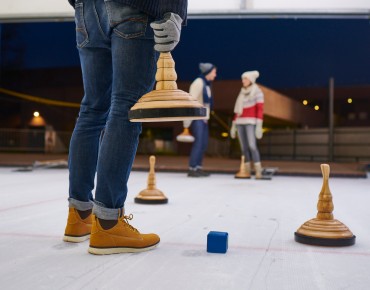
[113,18,147,39]
[76,3,89,48]
[105,2,148,39]
[93,0,110,42]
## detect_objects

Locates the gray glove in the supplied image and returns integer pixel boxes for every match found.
[150,12,182,52]
[230,122,237,139]
[255,121,263,139]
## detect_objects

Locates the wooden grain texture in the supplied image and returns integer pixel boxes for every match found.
[129,52,207,122]
[135,155,168,202]
[295,164,355,240]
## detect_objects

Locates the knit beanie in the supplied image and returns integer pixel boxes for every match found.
[241,70,259,83]
[199,63,215,75]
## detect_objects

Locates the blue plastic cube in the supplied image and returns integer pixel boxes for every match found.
[207,231,228,253]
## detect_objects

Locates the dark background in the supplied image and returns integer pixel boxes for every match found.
[0,17,369,130]
[1,18,370,87]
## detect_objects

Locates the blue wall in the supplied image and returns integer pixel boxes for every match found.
[0,22,78,70]
[1,17,370,89]
[174,18,370,88]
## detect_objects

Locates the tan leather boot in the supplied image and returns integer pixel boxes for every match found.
[88,214,160,255]
[63,208,92,243]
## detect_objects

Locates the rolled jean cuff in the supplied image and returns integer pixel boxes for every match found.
[92,200,124,220]
[68,198,94,211]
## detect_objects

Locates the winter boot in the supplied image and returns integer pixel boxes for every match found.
[244,162,251,178]
[197,167,210,177]
[187,168,209,177]
[254,162,263,179]
[188,168,202,177]
[63,208,92,242]
[88,214,160,255]
[235,161,251,179]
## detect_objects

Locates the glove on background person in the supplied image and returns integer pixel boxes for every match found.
[255,120,263,139]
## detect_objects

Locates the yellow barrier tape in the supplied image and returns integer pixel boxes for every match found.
[0,87,80,108]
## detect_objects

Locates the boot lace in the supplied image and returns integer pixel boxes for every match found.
[121,214,139,233]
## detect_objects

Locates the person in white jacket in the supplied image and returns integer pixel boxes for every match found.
[184,63,217,177]
[230,70,264,179]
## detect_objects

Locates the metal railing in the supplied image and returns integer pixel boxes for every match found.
[1,127,369,162]
[0,128,71,153]
[258,127,370,162]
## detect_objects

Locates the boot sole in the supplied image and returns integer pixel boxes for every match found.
[88,242,159,255]
[255,176,272,180]
[63,234,90,243]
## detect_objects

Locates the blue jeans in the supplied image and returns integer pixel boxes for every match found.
[68,0,157,219]
[189,120,209,169]
[236,124,261,163]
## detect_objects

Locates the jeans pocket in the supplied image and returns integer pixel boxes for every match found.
[105,1,148,39]
[75,2,89,47]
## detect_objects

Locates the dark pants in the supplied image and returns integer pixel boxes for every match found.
[189,120,209,168]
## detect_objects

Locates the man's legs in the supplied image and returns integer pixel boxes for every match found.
[88,2,159,254]
[189,120,203,169]
[65,0,112,242]
[197,122,209,175]
[188,121,209,177]
[65,1,160,252]
[93,3,157,213]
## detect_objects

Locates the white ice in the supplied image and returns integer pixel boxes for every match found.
[0,167,369,290]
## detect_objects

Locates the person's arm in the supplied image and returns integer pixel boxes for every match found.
[230,98,239,139]
[159,0,188,24]
[189,78,204,105]
[149,1,188,52]
[183,78,203,128]
[230,120,237,139]
[255,88,264,139]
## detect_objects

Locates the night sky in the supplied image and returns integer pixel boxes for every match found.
[1,17,370,89]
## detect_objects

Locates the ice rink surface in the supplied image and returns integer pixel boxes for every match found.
[0,167,369,290]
